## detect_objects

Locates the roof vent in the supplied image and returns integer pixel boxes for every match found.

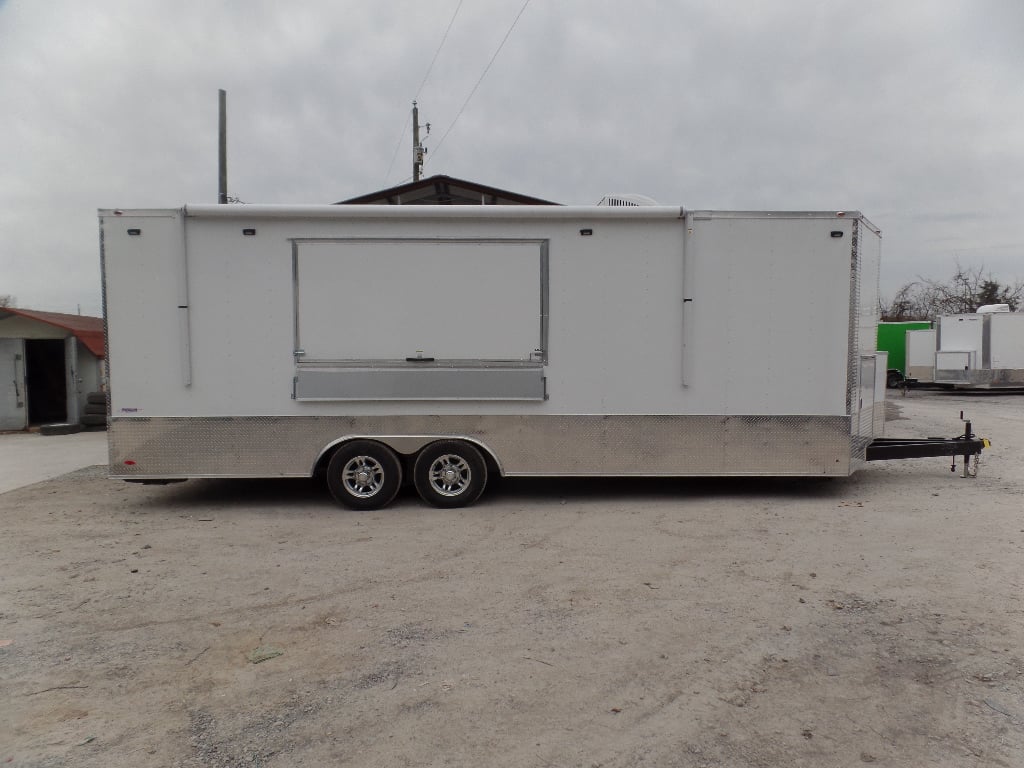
[596,194,659,207]
[976,304,1011,314]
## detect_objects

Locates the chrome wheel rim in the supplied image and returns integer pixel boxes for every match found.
[342,455,385,498]
[428,454,471,497]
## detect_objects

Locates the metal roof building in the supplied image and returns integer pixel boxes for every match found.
[1,308,105,430]
[336,174,559,206]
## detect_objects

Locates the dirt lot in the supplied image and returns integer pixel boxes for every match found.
[2,391,1023,767]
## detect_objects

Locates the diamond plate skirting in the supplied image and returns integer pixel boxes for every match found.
[109,414,856,478]
[935,368,1024,388]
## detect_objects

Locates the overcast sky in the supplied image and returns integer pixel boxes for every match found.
[2,0,1022,316]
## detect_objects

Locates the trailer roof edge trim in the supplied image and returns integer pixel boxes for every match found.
[689,209,877,233]
[102,205,874,227]
[177,204,688,220]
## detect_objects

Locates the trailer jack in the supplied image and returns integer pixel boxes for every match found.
[865,413,989,477]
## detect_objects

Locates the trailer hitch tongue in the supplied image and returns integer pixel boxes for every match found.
[865,410,988,470]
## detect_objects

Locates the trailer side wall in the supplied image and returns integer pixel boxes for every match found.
[102,206,879,478]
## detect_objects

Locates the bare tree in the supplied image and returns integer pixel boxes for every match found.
[880,263,1022,321]
[0,294,15,308]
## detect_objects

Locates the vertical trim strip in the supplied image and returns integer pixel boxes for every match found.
[539,240,550,363]
[177,211,193,387]
[681,210,692,387]
[982,314,992,368]
[292,240,301,356]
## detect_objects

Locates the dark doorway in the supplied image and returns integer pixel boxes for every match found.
[26,339,66,424]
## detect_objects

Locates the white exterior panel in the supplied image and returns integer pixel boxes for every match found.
[102,211,188,407]
[296,239,543,362]
[100,205,880,478]
[938,314,984,356]
[906,329,936,366]
[684,214,860,415]
[989,313,1024,369]
[906,328,936,382]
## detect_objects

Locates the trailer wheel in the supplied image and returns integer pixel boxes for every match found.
[325,440,403,511]
[413,441,488,508]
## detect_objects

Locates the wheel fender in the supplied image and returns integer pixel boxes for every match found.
[312,435,504,477]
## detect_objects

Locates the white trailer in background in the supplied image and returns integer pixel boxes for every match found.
[905,328,937,383]
[935,305,1024,388]
[99,204,982,509]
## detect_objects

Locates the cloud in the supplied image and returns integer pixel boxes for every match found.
[1,0,1021,314]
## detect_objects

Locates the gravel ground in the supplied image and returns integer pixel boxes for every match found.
[2,390,1022,767]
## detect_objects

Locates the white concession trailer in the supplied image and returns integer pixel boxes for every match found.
[935,307,1024,388]
[101,204,978,509]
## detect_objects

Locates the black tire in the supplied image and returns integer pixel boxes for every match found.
[40,422,82,436]
[325,440,403,511]
[413,441,488,508]
[81,413,108,427]
[84,402,106,416]
[86,391,108,406]
[886,371,903,389]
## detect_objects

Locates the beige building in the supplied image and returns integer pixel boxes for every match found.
[0,308,105,430]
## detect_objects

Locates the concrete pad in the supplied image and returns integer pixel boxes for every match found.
[0,431,108,494]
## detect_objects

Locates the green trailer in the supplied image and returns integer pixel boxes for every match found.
[877,321,931,386]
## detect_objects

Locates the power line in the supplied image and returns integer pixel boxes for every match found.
[383,0,463,184]
[383,111,411,185]
[416,0,464,101]
[427,0,532,165]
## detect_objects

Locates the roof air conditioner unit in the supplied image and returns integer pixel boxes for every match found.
[596,194,659,207]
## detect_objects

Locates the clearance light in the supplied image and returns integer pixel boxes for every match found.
[124,460,137,466]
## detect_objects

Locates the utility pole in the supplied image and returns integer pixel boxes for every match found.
[218,89,228,204]
[412,101,429,181]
